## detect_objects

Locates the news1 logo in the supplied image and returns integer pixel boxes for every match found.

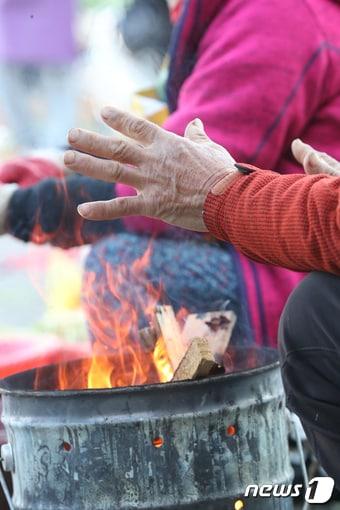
[305,477,335,504]
[245,477,335,504]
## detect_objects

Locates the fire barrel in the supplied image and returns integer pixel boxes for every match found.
[0,348,293,509]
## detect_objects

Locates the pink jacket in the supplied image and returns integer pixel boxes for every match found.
[117,0,340,345]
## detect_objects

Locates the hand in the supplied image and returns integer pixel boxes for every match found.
[0,183,18,234]
[64,107,237,231]
[292,139,340,177]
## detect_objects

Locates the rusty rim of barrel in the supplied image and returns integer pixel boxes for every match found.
[0,347,279,397]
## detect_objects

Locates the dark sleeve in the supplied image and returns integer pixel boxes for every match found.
[6,174,124,248]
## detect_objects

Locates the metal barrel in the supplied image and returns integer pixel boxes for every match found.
[0,349,293,509]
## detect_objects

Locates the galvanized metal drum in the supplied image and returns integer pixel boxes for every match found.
[0,348,293,509]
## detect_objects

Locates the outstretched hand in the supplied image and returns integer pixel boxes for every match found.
[64,107,237,231]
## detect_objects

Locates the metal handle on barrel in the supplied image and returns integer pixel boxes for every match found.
[287,410,310,510]
[0,443,15,510]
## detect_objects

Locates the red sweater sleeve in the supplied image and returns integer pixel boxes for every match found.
[203,169,340,275]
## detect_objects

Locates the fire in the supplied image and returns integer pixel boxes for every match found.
[22,177,181,391]
[152,337,174,383]
[34,242,182,391]
[87,351,113,389]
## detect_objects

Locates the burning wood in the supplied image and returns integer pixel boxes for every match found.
[155,305,187,371]
[33,238,236,391]
[139,305,237,382]
[172,337,220,382]
[182,310,236,363]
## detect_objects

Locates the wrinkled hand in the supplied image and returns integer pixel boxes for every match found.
[64,107,237,231]
[292,139,340,177]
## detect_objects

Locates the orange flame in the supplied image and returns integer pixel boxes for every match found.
[24,178,179,391]
[35,242,181,391]
[152,337,174,383]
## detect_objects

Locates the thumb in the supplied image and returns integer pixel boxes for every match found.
[291,138,314,165]
[291,138,331,175]
[304,151,334,176]
[184,118,211,144]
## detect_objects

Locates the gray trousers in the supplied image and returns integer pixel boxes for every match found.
[279,272,340,486]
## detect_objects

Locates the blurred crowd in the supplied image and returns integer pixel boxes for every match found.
[0,0,172,153]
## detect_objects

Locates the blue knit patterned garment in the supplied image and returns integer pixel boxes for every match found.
[84,232,253,345]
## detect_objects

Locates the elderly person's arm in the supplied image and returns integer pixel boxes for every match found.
[0,162,122,247]
[0,157,121,247]
[204,139,340,274]
[5,175,122,248]
[204,167,340,274]
[64,108,340,273]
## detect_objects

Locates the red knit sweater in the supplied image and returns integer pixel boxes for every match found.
[204,168,340,275]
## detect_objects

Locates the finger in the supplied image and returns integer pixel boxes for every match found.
[317,151,340,169]
[184,118,211,144]
[101,106,159,145]
[68,128,145,165]
[64,150,145,188]
[292,138,340,176]
[291,138,315,165]
[78,195,146,221]
[304,151,338,176]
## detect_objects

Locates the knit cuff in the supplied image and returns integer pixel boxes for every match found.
[203,190,230,241]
